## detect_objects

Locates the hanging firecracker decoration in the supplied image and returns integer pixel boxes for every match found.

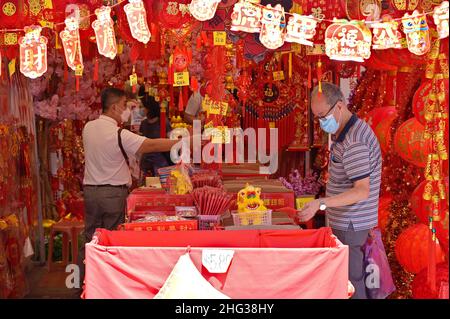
[401,11,431,56]
[433,1,449,40]
[230,0,262,33]
[124,0,151,44]
[189,0,221,21]
[259,4,285,50]
[92,6,117,60]
[60,16,84,71]
[324,19,372,62]
[371,19,402,50]
[18,25,47,79]
[285,13,317,46]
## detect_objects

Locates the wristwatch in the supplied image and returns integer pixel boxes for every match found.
[319,200,327,211]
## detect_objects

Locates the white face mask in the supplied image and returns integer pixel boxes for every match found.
[120,107,131,123]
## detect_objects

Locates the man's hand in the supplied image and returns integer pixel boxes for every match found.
[297,199,320,222]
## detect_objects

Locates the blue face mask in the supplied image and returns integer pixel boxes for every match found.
[138,107,147,117]
[319,110,340,134]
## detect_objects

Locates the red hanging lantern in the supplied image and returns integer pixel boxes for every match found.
[412,262,449,299]
[395,223,445,274]
[394,118,432,167]
[378,193,393,233]
[363,106,398,153]
[411,178,449,224]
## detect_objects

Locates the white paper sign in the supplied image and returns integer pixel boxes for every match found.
[202,249,234,273]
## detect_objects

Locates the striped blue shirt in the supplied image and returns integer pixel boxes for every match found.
[326,114,382,231]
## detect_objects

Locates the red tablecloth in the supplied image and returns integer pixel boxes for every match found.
[84,227,349,299]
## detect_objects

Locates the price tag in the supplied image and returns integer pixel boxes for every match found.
[202,94,211,112]
[75,65,83,76]
[211,126,230,144]
[213,31,227,46]
[202,249,234,273]
[221,102,228,116]
[129,73,138,86]
[273,71,285,81]
[8,58,15,77]
[269,122,276,129]
[209,101,221,115]
[173,71,190,87]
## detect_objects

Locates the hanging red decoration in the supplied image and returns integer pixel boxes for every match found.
[173,48,189,72]
[157,0,192,29]
[401,11,431,56]
[412,262,449,299]
[0,0,27,28]
[92,6,117,60]
[433,1,449,39]
[363,106,398,154]
[18,25,47,79]
[189,0,221,21]
[394,118,432,167]
[324,19,372,62]
[259,4,285,50]
[411,178,449,224]
[230,0,262,33]
[395,223,445,274]
[124,0,151,44]
[60,16,84,71]
[412,78,449,126]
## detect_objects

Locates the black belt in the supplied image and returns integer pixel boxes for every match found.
[84,184,128,188]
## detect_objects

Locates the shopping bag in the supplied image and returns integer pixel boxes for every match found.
[363,228,396,299]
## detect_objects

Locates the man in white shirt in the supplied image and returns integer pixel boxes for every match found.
[82,87,180,243]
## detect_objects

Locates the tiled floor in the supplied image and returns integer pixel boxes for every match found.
[25,263,81,299]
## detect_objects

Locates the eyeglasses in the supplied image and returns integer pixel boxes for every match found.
[318,100,341,120]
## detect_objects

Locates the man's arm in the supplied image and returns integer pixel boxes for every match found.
[297,177,370,222]
[136,138,180,154]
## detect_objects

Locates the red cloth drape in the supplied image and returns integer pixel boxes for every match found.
[84,228,349,299]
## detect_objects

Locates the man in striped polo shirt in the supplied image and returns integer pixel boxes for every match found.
[298,82,382,299]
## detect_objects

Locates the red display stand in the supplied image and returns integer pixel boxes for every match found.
[84,227,349,299]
